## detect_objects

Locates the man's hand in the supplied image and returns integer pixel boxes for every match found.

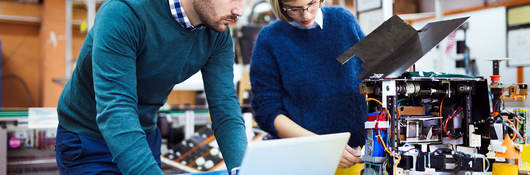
[338,145,362,168]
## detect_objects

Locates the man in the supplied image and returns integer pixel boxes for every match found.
[55,0,246,174]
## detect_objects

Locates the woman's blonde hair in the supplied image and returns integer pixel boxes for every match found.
[270,0,324,22]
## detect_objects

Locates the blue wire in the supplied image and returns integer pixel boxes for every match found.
[502,120,523,139]
[464,53,471,75]
[364,162,383,167]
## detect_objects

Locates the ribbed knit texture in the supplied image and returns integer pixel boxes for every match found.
[57,0,246,173]
[250,6,367,147]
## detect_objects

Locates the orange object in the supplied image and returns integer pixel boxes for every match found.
[503,118,518,141]
[503,84,528,102]
[496,135,521,159]
[399,106,426,116]
[517,66,524,84]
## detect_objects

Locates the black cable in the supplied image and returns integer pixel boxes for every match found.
[1,74,34,106]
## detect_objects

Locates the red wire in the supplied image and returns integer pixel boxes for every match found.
[443,107,463,140]
[374,109,386,145]
[432,128,441,135]
[444,116,455,140]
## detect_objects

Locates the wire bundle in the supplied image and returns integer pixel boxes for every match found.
[366,97,402,175]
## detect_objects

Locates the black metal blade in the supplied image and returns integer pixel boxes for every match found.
[336,15,469,79]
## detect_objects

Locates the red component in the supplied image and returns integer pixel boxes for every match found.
[490,75,501,82]
[366,113,380,121]
[366,111,387,122]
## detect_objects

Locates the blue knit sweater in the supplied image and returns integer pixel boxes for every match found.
[250,6,367,147]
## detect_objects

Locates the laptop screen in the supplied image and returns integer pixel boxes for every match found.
[238,132,350,175]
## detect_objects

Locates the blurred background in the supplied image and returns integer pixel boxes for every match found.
[1,0,529,174]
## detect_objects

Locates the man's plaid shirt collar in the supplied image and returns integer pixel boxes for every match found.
[168,0,206,31]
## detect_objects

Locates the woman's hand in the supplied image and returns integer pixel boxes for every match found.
[338,145,362,168]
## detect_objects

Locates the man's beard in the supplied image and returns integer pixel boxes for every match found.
[193,0,238,32]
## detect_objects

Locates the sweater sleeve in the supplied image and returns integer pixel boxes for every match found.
[352,16,365,41]
[342,7,365,41]
[201,27,247,171]
[91,2,163,175]
[249,29,287,137]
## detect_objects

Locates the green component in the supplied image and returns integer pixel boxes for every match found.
[515,109,527,143]
[0,109,28,118]
[403,71,479,78]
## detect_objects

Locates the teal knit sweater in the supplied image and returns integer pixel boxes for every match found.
[57,0,246,174]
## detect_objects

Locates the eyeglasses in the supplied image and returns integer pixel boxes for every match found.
[282,1,320,16]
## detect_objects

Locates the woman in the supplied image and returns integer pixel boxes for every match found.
[249,0,367,172]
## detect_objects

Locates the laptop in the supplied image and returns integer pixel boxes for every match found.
[238,132,350,175]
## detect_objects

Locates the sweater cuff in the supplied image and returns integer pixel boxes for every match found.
[265,110,287,138]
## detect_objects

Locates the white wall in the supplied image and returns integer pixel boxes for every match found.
[419,0,517,12]
[359,9,385,34]
[419,0,484,12]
